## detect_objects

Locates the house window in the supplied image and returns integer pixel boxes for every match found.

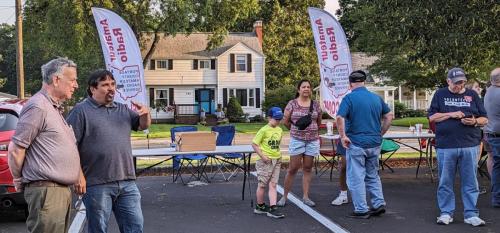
[248,89,255,107]
[155,89,169,107]
[157,60,168,69]
[229,88,255,107]
[199,60,210,69]
[236,55,246,72]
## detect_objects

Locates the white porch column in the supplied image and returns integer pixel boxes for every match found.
[413,89,417,110]
[398,85,402,102]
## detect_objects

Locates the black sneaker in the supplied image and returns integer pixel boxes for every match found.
[267,206,285,219]
[370,205,386,217]
[347,211,371,219]
[254,204,268,215]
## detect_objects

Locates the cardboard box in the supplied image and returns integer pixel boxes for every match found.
[175,131,217,152]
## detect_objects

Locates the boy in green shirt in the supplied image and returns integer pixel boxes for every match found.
[252,107,285,218]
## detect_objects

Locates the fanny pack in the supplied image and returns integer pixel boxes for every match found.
[293,100,314,130]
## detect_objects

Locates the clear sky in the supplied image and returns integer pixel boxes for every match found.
[0,0,340,25]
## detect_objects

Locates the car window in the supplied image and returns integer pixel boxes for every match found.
[0,112,18,131]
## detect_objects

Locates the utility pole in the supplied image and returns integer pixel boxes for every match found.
[15,0,25,99]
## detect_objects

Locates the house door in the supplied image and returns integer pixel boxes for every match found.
[196,89,215,114]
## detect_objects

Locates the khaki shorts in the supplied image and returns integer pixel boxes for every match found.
[256,158,282,187]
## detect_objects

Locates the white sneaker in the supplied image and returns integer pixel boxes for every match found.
[331,195,348,206]
[436,214,453,225]
[277,196,286,207]
[464,216,485,227]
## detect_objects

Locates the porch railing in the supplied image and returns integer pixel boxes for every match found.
[400,100,429,110]
[175,104,200,116]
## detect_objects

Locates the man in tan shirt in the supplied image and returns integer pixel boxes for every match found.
[8,57,81,233]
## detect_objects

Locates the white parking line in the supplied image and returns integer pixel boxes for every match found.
[251,172,349,233]
[69,199,86,233]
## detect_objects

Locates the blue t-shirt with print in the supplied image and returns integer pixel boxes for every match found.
[428,87,486,149]
[337,87,391,148]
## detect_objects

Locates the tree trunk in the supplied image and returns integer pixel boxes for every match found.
[142,32,161,67]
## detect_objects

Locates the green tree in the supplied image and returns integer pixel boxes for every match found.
[262,84,296,113]
[338,0,499,89]
[0,24,16,94]
[263,0,325,89]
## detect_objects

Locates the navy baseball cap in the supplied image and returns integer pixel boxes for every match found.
[267,107,283,120]
[447,67,467,83]
[348,70,367,83]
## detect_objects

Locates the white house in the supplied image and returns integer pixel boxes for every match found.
[142,21,265,121]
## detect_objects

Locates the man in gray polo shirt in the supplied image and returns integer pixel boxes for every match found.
[67,69,151,233]
[8,58,80,233]
[484,67,500,208]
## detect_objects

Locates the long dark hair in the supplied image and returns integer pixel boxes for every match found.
[295,79,312,98]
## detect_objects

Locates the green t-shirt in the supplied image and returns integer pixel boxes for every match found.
[252,124,283,159]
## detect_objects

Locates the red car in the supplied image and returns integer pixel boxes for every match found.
[0,99,27,212]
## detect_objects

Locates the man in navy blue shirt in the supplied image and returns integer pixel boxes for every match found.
[336,70,393,219]
[429,67,488,226]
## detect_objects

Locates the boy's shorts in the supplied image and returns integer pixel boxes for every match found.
[256,158,282,188]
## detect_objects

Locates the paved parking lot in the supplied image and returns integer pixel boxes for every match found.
[2,167,490,233]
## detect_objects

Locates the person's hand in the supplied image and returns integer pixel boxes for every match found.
[73,173,86,195]
[461,116,476,126]
[13,177,23,192]
[131,101,150,116]
[449,111,465,119]
[341,136,351,149]
[261,155,271,164]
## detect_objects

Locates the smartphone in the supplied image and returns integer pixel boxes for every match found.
[463,113,475,118]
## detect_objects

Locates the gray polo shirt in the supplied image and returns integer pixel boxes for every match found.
[66,97,140,186]
[12,90,80,185]
[484,85,500,134]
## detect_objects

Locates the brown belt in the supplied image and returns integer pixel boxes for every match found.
[25,181,68,188]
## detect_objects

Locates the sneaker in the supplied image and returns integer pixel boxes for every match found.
[302,198,316,207]
[267,206,285,219]
[370,205,386,217]
[347,211,371,219]
[254,204,268,215]
[331,195,348,206]
[436,214,453,225]
[464,216,485,227]
[277,197,286,207]
[479,186,487,195]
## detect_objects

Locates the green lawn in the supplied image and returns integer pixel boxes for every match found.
[131,123,289,138]
[391,117,429,129]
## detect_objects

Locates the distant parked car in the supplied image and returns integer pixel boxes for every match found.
[0,99,27,215]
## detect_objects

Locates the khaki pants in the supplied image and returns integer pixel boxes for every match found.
[24,186,71,233]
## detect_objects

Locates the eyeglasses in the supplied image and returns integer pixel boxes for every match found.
[453,80,465,85]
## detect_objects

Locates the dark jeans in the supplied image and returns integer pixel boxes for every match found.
[83,180,144,233]
[487,136,500,207]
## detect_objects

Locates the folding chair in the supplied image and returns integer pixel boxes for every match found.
[478,144,491,180]
[315,136,338,181]
[171,126,209,184]
[416,119,436,178]
[380,139,400,173]
[210,125,244,181]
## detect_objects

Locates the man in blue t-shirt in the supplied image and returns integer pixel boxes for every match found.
[428,67,488,227]
[336,70,393,219]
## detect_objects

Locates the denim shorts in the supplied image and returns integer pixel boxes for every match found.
[288,137,320,156]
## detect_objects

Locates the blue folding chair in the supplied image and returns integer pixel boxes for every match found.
[211,125,244,181]
[171,126,209,184]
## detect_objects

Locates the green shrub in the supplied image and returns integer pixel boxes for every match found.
[262,85,296,113]
[226,97,245,122]
[394,101,407,118]
[250,114,264,122]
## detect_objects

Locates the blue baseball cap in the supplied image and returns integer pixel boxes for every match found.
[447,67,467,83]
[267,107,283,120]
